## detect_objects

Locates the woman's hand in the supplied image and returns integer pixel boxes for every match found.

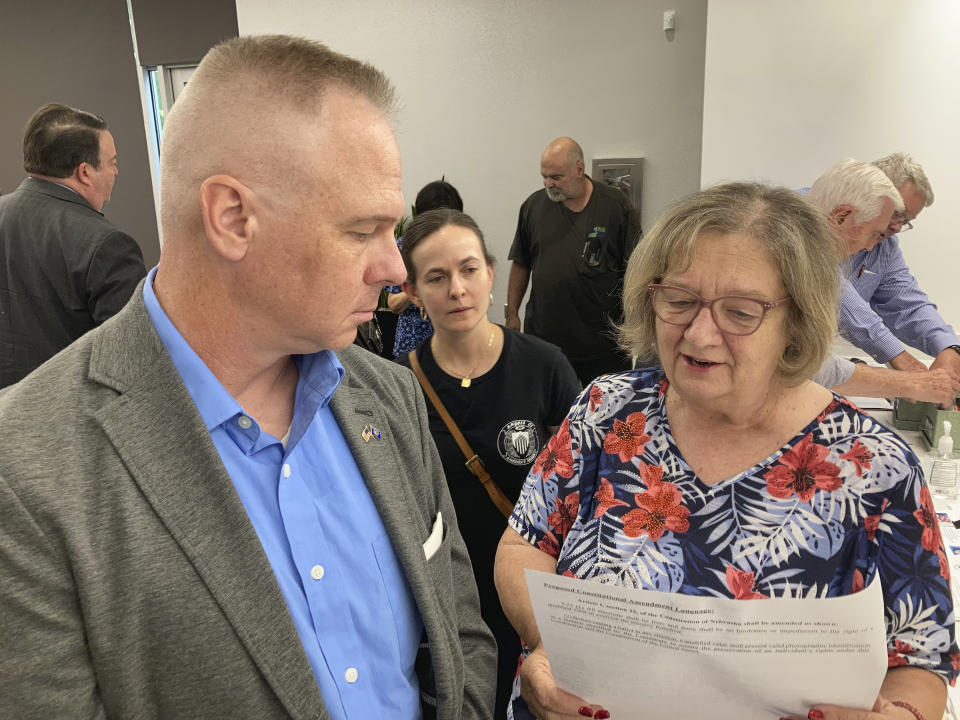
[782,694,921,720]
[519,645,609,719]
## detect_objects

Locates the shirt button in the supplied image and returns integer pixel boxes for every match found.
[237,415,252,429]
[283,463,291,478]
[310,565,325,580]
[344,667,358,683]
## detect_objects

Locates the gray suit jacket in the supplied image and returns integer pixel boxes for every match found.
[0,289,496,719]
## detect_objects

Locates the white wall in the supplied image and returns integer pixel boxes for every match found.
[236,0,707,321]
[703,0,960,329]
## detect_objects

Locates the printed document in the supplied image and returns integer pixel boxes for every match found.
[526,570,887,719]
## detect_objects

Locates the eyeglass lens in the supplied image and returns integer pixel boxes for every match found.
[652,286,767,335]
[892,214,914,232]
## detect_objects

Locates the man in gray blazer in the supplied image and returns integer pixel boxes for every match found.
[0,35,496,720]
[0,103,146,388]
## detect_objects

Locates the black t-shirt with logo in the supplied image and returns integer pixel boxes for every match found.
[508,178,641,362]
[398,326,579,712]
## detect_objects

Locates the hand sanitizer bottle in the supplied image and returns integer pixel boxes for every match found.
[930,421,958,499]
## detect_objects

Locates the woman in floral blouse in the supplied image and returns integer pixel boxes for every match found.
[494,183,958,720]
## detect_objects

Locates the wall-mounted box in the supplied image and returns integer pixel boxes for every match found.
[592,157,643,215]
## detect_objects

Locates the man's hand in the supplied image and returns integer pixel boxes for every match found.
[930,348,960,386]
[927,349,960,408]
[888,350,927,372]
[902,368,960,406]
[519,646,608,719]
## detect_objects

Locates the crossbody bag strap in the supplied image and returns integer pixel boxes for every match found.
[408,349,515,519]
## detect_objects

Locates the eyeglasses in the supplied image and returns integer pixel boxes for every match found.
[648,284,791,336]
[890,213,914,233]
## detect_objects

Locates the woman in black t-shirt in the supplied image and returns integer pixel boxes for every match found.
[395,209,580,719]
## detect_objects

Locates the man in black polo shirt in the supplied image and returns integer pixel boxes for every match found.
[505,136,640,386]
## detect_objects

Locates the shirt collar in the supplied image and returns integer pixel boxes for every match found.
[142,267,345,433]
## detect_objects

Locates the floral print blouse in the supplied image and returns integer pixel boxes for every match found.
[508,368,958,716]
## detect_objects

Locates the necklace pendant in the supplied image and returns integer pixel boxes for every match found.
[461,377,471,388]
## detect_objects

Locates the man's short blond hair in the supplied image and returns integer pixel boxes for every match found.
[159,35,395,239]
[618,182,840,385]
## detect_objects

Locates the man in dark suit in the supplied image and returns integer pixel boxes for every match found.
[0,103,146,387]
[0,35,495,720]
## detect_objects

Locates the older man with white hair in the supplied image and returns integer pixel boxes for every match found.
[807,159,960,405]
[839,153,960,379]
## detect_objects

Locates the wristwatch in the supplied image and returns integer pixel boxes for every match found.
[948,345,960,357]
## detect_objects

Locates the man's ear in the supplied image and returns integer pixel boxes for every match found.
[199,175,256,262]
[74,161,95,188]
[830,205,853,226]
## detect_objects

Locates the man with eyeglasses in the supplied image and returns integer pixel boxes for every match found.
[839,153,960,382]
[806,159,960,407]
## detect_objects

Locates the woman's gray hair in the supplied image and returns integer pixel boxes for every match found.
[872,152,934,207]
[618,182,840,385]
[806,159,903,224]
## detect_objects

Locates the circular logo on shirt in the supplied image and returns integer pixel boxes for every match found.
[498,419,539,466]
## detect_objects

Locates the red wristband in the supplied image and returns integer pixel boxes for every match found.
[891,700,926,720]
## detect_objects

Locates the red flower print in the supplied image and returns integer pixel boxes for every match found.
[950,654,960,686]
[537,530,560,558]
[725,565,767,600]
[850,569,864,594]
[561,569,576,578]
[593,477,629,519]
[839,439,874,477]
[622,478,690,541]
[888,639,919,669]
[895,639,919,656]
[588,385,604,411]
[641,463,664,487]
[863,498,889,541]
[938,548,951,581]
[764,433,842,503]
[532,419,575,480]
[548,493,579,542]
[887,649,908,668]
[913,486,942,553]
[816,399,841,422]
[603,412,651,462]
[658,378,668,397]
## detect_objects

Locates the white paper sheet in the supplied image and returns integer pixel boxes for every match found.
[845,396,893,411]
[526,570,888,719]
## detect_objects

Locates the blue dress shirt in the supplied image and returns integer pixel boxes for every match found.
[841,235,958,362]
[142,269,423,719]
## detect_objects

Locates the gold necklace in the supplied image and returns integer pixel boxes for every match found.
[435,323,495,388]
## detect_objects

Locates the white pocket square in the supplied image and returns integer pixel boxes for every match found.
[422,512,443,560]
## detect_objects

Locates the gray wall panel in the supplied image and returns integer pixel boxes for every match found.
[0,0,161,266]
